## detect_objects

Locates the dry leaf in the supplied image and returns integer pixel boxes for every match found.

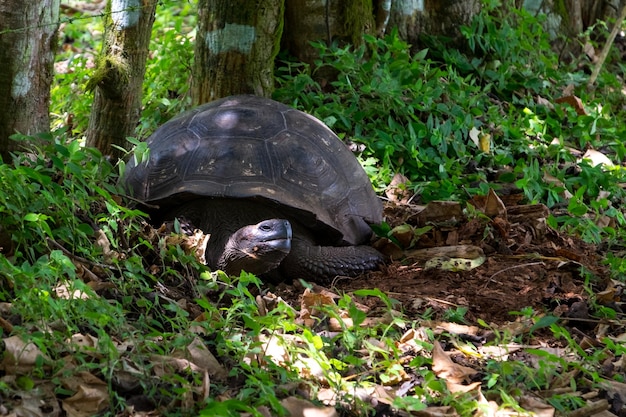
[183,336,228,380]
[68,333,99,352]
[543,172,573,199]
[536,95,555,110]
[476,389,500,417]
[55,283,90,300]
[0,377,59,416]
[412,201,464,225]
[1,335,49,373]
[390,223,415,248]
[385,173,413,203]
[150,354,202,376]
[581,149,614,168]
[518,395,555,417]
[469,126,481,148]
[555,95,587,115]
[483,188,506,219]
[412,405,457,416]
[446,380,481,393]
[479,133,491,154]
[396,328,428,354]
[300,288,336,318]
[94,229,119,262]
[61,372,109,417]
[431,341,478,384]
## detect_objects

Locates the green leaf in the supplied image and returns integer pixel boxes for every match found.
[24,213,40,222]
[530,315,560,333]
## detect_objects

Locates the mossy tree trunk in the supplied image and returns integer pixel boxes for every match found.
[86,0,157,159]
[524,0,623,37]
[192,0,284,104]
[0,0,60,162]
[282,0,375,70]
[387,0,481,52]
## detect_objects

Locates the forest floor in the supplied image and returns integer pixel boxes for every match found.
[257,192,624,416]
[270,187,612,328]
[319,198,607,326]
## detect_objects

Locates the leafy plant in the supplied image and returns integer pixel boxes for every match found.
[276,31,488,200]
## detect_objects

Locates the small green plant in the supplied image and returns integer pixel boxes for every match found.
[0,134,222,412]
[442,307,469,324]
[139,0,196,136]
[275,30,488,200]
[459,2,561,98]
[547,393,586,413]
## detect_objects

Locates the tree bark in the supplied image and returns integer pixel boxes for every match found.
[0,0,60,161]
[387,0,481,52]
[282,0,375,68]
[522,0,625,60]
[85,0,157,159]
[192,0,284,104]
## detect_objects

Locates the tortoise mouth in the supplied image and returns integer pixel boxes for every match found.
[262,238,291,254]
[249,219,292,254]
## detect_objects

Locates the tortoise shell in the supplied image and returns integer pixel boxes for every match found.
[124,95,382,245]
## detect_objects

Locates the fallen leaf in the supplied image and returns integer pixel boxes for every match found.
[431,341,478,384]
[555,95,587,115]
[54,283,90,300]
[518,395,555,417]
[385,173,413,203]
[483,188,506,219]
[299,288,337,325]
[61,372,109,417]
[424,255,486,272]
[1,335,49,373]
[390,223,415,248]
[94,229,119,262]
[446,380,481,393]
[536,95,555,110]
[396,328,428,354]
[412,201,464,225]
[476,389,500,417]
[412,405,457,416]
[182,336,228,380]
[581,149,614,168]
[479,133,491,153]
[469,126,481,148]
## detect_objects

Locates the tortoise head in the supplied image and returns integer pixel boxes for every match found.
[218,219,292,276]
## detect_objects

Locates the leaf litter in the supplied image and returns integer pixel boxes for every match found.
[2,181,624,417]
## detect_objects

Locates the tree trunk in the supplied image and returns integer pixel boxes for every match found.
[0,0,60,161]
[524,0,624,37]
[192,0,284,104]
[85,0,157,159]
[387,0,481,52]
[282,0,375,68]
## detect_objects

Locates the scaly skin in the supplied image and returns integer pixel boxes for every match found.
[166,198,384,282]
[280,240,385,282]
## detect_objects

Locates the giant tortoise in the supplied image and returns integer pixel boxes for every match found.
[123,95,384,282]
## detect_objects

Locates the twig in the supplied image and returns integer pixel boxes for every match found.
[566,399,609,417]
[0,316,13,334]
[483,261,545,288]
[587,4,626,88]
[119,193,160,209]
[46,237,115,271]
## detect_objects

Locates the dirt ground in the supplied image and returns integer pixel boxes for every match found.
[272,196,614,326]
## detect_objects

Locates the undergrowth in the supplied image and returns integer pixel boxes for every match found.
[274,2,626,246]
[0,0,625,415]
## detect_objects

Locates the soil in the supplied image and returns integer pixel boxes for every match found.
[272,198,615,325]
